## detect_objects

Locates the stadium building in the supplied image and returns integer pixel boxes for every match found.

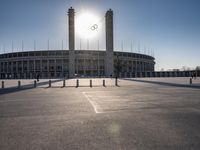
[0,7,155,79]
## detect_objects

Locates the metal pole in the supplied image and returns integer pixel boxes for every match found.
[49,80,51,87]
[190,78,192,85]
[80,39,82,50]
[3,43,5,53]
[138,42,140,53]
[62,40,64,50]
[18,80,21,88]
[34,80,37,88]
[34,40,36,51]
[115,76,118,86]
[121,41,123,52]
[87,39,89,50]
[22,40,24,52]
[90,79,92,87]
[12,41,14,52]
[131,42,133,52]
[103,79,105,87]
[98,40,100,77]
[76,79,79,88]
[2,81,4,89]
[47,39,49,50]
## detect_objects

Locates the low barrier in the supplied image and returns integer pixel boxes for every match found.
[103,79,105,87]
[49,80,51,87]
[76,79,79,87]
[18,80,21,88]
[90,80,92,87]
[34,80,37,88]
[2,81,4,89]
[0,79,122,89]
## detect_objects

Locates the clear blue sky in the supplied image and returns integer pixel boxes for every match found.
[0,0,200,70]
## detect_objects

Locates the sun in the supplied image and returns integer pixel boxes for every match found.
[76,12,100,39]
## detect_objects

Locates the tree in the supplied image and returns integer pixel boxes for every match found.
[196,66,200,70]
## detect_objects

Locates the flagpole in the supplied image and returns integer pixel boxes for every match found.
[80,39,82,50]
[34,40,36,51]
[22,40,24,52]
[87,39,89,50]
[47,39,49,50]
[12,41,14,52]
[98,40,100,77]
[3,43,5,54]
[62,39,64,50]
[131,42,133,52]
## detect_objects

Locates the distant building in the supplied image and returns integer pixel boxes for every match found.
[0,7,155,79]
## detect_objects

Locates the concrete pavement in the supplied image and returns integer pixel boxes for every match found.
[0,78,200,150]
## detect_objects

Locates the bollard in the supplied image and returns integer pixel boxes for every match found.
[18,80,21,88]
[49,80,51,87]
[115,77,118,86]
[103,79,105,87]
[76,79,79,87]
[190,78,192,85]
[2,81,4,89]
[90,79,92,87]
[63,80,66,87]
[34,80,37,88]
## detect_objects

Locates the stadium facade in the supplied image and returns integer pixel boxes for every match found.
[0,7,155,79]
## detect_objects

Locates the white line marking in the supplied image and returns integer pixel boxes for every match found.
[82,92,102,114]
[82,90,116,93]
[88,96,122,98]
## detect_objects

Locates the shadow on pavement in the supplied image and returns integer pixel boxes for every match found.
[123,78,200,89]
[0,79,63,95]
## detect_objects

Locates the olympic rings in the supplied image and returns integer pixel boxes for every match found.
[90,24,98,31]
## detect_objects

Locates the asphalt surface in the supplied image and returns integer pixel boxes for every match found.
[0,78,200,150]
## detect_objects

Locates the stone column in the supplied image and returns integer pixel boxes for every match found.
[105,9,114,77]
[68,7,75,78]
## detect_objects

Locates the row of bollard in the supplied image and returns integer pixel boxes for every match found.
[75,79,108,88]
[1,79,119,89]
[1,80,21,89]
[1,80,37,89]
[48,79,109,88]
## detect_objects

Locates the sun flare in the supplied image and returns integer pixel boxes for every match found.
[76,12,100,39]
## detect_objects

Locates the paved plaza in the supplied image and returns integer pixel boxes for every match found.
[0,78,200,150]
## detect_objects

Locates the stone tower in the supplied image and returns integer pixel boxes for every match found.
[105,9,114,77]
[68,7,75,78]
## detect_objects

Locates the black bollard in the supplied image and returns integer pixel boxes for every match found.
[76,79,79,87]
[190,78,192,85]
[2,81,4,89]
[103,79,105,87]
[49,80,51,87]
[63,80,66,87]
[115,77,118,86]
[90,79,92,87]
[18,80,21,88]
[34,80,37,88]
